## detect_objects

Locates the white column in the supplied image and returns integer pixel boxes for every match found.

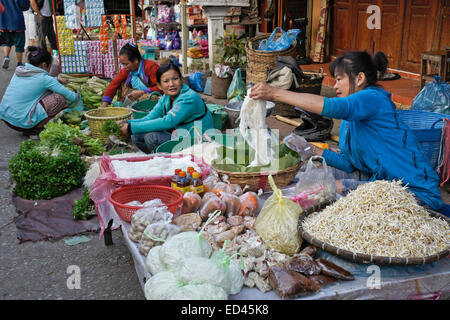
[202,6,228,71]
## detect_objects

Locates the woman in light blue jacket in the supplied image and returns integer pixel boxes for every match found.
[0,46,80,134]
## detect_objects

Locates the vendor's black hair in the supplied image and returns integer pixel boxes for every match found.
[26,46,52,68]
[119,43,142,62]
[330,51,388,90]
[156,62,183,83]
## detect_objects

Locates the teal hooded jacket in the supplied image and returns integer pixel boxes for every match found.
[128,84,213,136]
[321,86,446,212]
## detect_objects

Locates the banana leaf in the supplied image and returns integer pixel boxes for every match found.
[211,142,300,173]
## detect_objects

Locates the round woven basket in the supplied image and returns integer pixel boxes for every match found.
[215,162,301,192]
[298,202,450,265]
[84,107,132,143]
[246,34,298,86]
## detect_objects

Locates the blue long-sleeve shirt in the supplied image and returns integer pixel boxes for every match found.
[321,86,446,211]
[0,0,30,31]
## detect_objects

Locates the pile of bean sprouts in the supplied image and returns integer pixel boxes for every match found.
[302,180,450,258]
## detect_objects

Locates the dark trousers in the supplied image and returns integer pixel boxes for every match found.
[131,131,173,154]
[35,15,57,51]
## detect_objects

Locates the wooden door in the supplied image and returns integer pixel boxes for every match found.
[331,0,354,56]
[436,0,450,50]
[353,0,378,53]
[374,0,405,69]
[399,0,440,73]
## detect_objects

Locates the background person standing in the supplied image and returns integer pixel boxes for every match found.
[30,0,57,53]
[0,0,30,69]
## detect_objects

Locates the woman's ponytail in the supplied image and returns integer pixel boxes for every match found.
[373,51,388,78]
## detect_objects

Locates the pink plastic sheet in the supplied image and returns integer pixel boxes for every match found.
[90,153,212,237]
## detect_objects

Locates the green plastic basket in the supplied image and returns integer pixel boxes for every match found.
[131,92,162,119]
[207,104,228,131]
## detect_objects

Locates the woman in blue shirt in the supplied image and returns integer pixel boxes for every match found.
[250,51,449,216]
[119,62,214,153]
[0,46,80,135]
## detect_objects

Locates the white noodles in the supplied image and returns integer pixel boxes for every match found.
[111,156,202,179]
[238,89,273,167]
[302,180,450,258]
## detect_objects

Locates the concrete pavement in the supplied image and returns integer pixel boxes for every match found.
[0,49,145,300]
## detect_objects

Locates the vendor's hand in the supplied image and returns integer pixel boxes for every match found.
[129,90,145,99]
[101,101,109,108]
[57,74,69,85]
[249,82,279,101]
[119,122,129,137]
[309,143,324,156]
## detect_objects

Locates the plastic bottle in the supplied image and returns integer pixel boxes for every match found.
[191,172,204,196]
[177,171,189,194]
[171,169,181,189]
[186,167,195,184]
[172,30,181,50]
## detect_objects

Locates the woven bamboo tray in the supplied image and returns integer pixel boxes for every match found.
[298,201,450,266]
[246,34,298,86]
[215,162,301,192]
[84,107,132,143]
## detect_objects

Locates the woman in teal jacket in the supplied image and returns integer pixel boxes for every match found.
[0,46,80,134]
[250,51,449,216]
[119,62,213,153]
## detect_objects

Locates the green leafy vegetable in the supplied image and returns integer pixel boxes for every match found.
[100,120,121,137]
[39,120,105,156]
[211,142,300,173]
[73,187,95,220]
[9,140,86,200]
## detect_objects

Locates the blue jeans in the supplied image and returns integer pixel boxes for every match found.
[331,167,370,196]
[131,131,173,154]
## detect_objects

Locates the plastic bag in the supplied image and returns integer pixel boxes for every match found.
[199,193,227,220]
[169,283,228,300]
[144,271,182,300]
[182,192,202,214]
[412,76,450,114]
[282,133,313,162]
[138,221,181,256]
[237,192,259,217]
[217,192,241,217]
[255,175,303,255]
[258,27,301,52]
[145,245,167,275]
[178,257,232,293]
[128,205,173,242]
[227,68,246,104]
[203,174,221,193]
[188,72,204,92]
[210,240,244,295]
[212,181,234,195]
[158,211,221,270]
[294,156,337,206]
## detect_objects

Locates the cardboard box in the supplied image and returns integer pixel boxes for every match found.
[226,7,242,16]
[226,24,246,38]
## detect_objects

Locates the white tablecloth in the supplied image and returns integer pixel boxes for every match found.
[119,219,450,300]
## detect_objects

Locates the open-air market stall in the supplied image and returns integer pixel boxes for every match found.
[6,1,450,301]
[52,0,138,77]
